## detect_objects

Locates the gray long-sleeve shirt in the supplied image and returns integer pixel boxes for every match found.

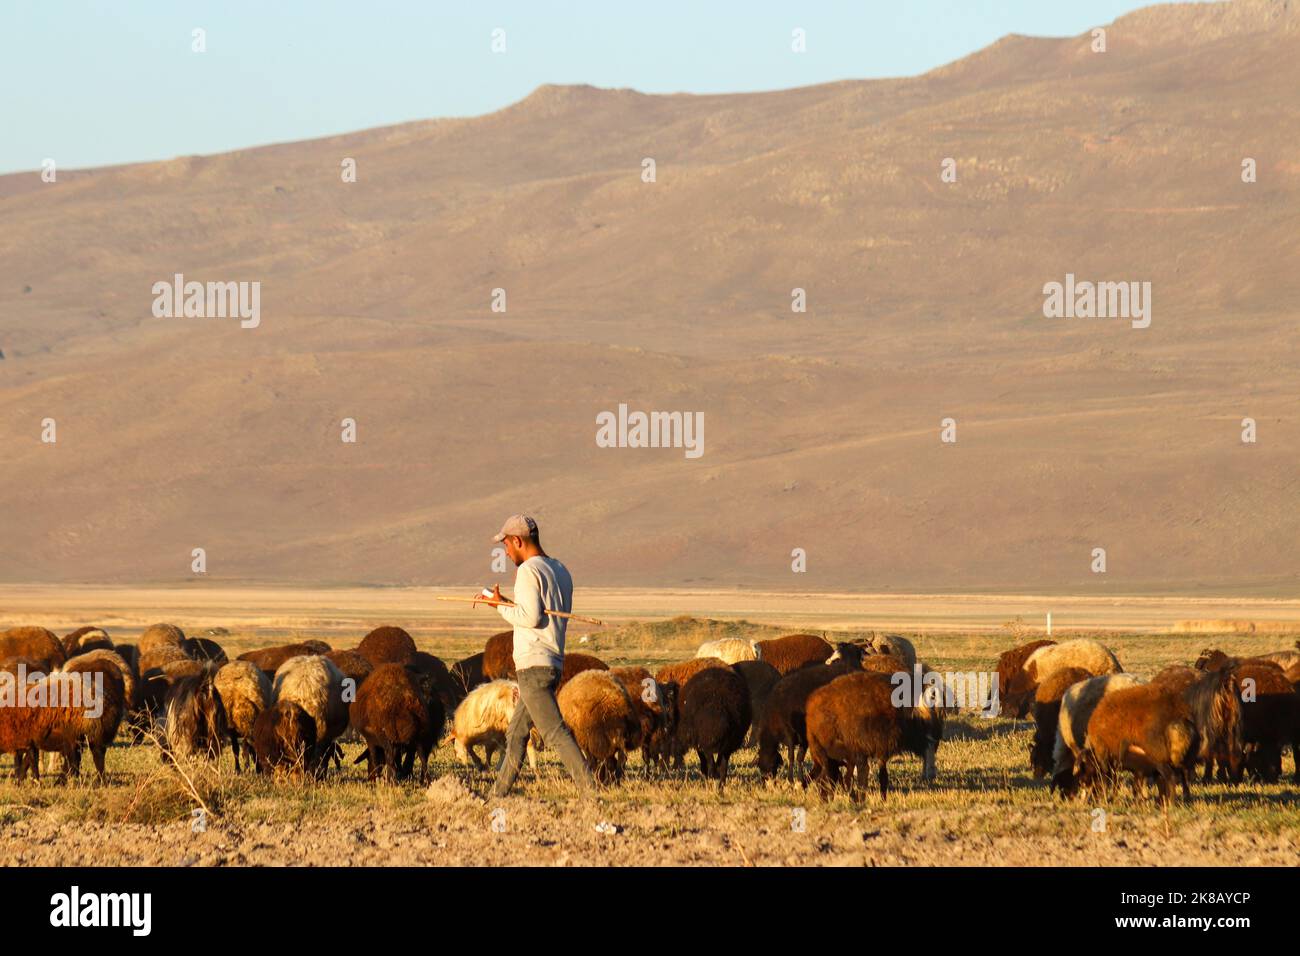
[496,555,574,670]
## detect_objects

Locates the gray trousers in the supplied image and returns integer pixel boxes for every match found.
[493,665,595,796]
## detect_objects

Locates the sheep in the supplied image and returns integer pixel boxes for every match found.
[164,669,228,760]
[183,636,228,664]
[805,671,943,801]
[350,663,444,783]
[213,661,272,773]
[609,665,662,749]
[72,649,138,715]
[272,655,348,773]
[63,626,113,659]
[483,630,515,680]
[756,646,865,783]
[407,650,461,715]
[753,633,834,676]
[138,623,186,654]
[695,638,758,664]
[1001,639,1121,718]
[1080,683,1198,806]
[609,666,676,773]
[732,659,781,747]
[861,634,918,670]
[1029,667,1093,778]
[1196,645,1300,673]
[551,669,642,784]
[238,642,327,679]
[559,652,608,688]
[654,656,728,689]
[450,653,486,698]
[252,700,316,777]
[674,666,751,790]
[859,654,910,675]
[137,645,197,721]
[1050,673,1145,795]
[40,655,128,781]
[0,658,59,781]
[324,648,373,692]
[0,627,67,671]
[1231,661,1300,784]
[994,639,1056,714]
[357,626,416,666]
[447,679,519,770]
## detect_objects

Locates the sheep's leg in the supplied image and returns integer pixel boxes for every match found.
[419,746,431,785]
[91,743,108,783]
[877,761,890,800]
[366,743,382,782]
[229,733,242,773]
[716,753,729,791]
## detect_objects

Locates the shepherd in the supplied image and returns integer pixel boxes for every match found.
[474,513,596,797]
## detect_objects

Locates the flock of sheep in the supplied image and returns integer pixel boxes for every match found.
[2,622,1299,808]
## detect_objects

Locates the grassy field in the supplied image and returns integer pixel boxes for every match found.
[2,590,1299,866]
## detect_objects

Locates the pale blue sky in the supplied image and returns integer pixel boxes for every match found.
[0,0,1171,175]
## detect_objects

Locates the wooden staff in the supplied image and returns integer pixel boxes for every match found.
[435,594,604,626]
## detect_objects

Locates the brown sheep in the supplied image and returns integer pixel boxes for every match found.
[1197,646,1300,673]
[357,626,416,666]
[552,669,642,784]
[350,663,442,783]
[252,700,316,777]
[238,642,326,679]
[0,627,67,671]
[756,648,867,783]
[805,671,942,801]
[138,623,186,654]
[39,656,127,781]
[993,639,1056,715]
[482,630,515,680]
[753,633,834,676]
[1050,673,1146,795]
[164,669,228,760]
[214,661,272,773]
[325,648,373,690]
[1081,684,1197,806]
[72,649,137,715]
[558,652,608,688]
[674,666,751,790]
[63,626,113,659]
[650,657,729,770]
[0,658,59,780]
[1001,639,1121,719]
[654,656,728,688]
[1029,667,1092,778]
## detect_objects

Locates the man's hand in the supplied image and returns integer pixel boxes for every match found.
[473,584,511,609]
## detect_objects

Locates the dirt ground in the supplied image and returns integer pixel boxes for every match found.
[2,586,1299,866]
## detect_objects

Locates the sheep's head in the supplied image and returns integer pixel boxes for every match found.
[826,642,864,669]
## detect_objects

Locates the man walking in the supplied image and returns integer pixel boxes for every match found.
[475,513,595,797]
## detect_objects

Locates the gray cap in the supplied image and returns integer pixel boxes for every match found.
[493,513,538,542]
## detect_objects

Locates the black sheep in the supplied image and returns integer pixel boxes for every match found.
[674,667,751,790]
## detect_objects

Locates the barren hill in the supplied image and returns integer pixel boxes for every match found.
[2,0,1299,593]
